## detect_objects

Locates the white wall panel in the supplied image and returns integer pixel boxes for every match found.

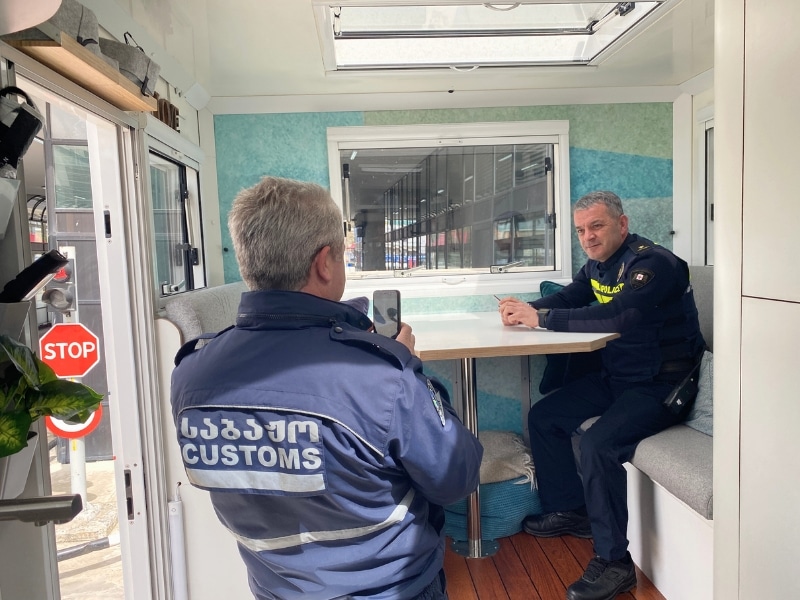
[154,320,251,600]
[712,0,745,596]
[741,1,800,303]
[739,297,800,599]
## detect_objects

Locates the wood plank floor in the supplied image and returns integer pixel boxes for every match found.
[444,533,665,600]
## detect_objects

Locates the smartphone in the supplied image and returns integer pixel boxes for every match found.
[372,289,401,338]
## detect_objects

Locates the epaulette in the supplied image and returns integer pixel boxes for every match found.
[174,325,234,366]
[629,240,653,254]
[329,325,412,370]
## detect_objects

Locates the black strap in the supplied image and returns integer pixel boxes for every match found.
[0,86,34,107]
[124,31,146,53]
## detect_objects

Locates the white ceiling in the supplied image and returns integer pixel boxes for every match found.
[89,0,714,113]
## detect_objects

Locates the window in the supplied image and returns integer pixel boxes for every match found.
[53,144,93,209]
[149,151,205,296]
[314,1,676,71]
[327,121,571,294]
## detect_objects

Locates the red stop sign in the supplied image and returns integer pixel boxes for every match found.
[39,323,100,378]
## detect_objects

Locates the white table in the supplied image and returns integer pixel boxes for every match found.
[410,312,619,559]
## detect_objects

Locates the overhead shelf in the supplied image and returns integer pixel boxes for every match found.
[6,30,157,112]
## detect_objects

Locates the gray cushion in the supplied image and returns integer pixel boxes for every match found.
[164,281,248,341]
[688,265,713,351]
[631,424,713,519]
[684,350,713,435]
[576,418,714,519]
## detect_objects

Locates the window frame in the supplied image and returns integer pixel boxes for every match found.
[142,116,207,306]
[326,120,572,298]
[691,103,714,267]
[703,119,714,266]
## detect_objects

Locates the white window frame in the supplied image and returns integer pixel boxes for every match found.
[702,118,714,266]
[327,121,572,298]
[692,105,714,266]
[141,115,207,308]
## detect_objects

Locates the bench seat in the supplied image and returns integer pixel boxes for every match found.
[631,424,713,520]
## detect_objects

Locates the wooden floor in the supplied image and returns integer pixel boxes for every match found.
[444,533,665,600]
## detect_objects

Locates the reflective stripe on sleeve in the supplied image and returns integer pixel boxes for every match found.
[186,468,325,493]
[227,487,416,552]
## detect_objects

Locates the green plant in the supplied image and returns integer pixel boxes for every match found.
[0,333,102,458]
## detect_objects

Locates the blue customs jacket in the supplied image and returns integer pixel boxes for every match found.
[170,290,483,600]
[532,234,706,382]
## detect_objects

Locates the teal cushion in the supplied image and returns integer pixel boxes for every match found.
[684,350,713,435]
[444,477,542,541]
[539,280,565,298]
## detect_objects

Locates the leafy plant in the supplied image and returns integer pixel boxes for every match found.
[0,333,102,458]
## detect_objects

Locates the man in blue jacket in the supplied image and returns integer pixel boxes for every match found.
[498,191,705,600]
[171,176,483,600]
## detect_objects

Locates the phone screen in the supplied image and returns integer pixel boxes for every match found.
[372,290,401,338]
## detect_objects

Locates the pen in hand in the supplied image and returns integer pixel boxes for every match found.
[493,294,502,302]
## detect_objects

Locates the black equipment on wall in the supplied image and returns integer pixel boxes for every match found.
[0,86,44,174]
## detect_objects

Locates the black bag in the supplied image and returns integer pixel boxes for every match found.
[662,359,702,416]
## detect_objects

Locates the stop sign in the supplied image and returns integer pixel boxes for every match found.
[39,323,100,378]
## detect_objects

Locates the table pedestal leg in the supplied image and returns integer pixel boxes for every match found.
[450,357,499,559]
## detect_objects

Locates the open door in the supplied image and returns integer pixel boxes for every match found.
[0,64,156,598]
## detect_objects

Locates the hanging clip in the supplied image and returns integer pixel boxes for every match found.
[123,32,145,53]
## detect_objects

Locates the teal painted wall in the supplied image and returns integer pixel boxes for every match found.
[214,112,364,282]
[213,103,673,434]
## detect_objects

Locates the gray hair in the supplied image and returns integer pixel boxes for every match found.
[573,190,625,218]
[228,176,344,291]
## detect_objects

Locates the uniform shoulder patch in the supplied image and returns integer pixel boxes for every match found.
[629,240,652,254]
[629,268,655,289]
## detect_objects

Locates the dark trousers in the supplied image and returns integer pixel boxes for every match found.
[527,373,685,561]
[409,569,447,600]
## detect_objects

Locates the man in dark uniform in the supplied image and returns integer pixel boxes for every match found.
[498,190,705,600]
[171,176,483,600]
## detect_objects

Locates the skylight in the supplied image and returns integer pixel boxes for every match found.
[313,1,676,71]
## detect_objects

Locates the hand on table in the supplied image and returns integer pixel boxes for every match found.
[497,297,540,328]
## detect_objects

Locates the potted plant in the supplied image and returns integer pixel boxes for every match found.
[0,333,102,458]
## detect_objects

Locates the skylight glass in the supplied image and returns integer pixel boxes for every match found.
[314,1,671,70]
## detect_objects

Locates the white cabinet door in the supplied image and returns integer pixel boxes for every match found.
[739,297,800,600]
[741,0,800,303]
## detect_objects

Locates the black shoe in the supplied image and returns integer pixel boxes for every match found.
[566,553,637,600]
[521,510,592,538]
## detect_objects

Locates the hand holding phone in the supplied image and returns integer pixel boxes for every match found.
[372,289,401,338]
